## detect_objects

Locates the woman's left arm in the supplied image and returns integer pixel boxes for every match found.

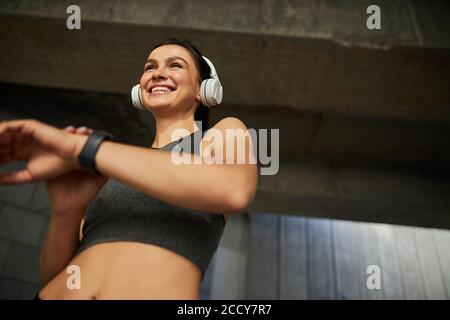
[0,118,258,215]
[80,117,258,215]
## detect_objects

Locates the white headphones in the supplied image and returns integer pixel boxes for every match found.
[131,55,223,110]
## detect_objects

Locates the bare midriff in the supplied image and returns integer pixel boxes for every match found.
[38,241,202,300]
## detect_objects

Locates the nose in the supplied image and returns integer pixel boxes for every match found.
[151,68,167,81]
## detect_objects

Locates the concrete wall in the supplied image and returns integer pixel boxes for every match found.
[1,0,450,299]
[1,1,449,123]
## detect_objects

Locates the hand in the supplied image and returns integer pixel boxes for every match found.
[45,126,108,216]
[0,119,88,184]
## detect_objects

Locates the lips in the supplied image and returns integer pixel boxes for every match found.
[147,84,176,96]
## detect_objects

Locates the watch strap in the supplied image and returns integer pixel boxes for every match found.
[78,130,116,175]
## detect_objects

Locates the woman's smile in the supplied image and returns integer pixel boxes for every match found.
[149,90,175,96]
[146,84,178,97]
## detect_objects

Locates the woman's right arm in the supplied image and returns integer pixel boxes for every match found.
[38,126,107,286]
[39,208,85,287]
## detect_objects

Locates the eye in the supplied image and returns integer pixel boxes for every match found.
[170,63,182,68]
[145,65,156,71]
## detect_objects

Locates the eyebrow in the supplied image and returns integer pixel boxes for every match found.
[145,56,189,66]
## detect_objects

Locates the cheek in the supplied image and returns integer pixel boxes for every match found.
[139,73,152,87]
[179,83,199,100]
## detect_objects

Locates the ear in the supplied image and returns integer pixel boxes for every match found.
[195,89,201,104]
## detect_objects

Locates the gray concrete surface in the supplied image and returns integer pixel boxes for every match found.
[1,1,449,123]
[1,0,449,300]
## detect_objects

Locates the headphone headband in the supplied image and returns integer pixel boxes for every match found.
[202,56,220,80]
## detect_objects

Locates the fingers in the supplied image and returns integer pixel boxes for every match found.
[63,125,93,135]
[64,125,75,131]
[0,169,34,184]
[0,119,29,136]
[2,119,75,159]
[0,127,14,145]
[77,126,93,135]
[0,119,29,150]
[0,120,33,164]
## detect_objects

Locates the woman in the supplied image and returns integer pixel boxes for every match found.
[0,39,258,299]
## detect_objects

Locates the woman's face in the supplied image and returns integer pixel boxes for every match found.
[140,44,201,113]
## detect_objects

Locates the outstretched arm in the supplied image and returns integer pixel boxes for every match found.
[85,117,258,215]
[0,117,258,215]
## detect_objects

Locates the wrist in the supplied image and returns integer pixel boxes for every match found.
[77,130,116,175]
[71,134,90,171]
[51,207,86,221]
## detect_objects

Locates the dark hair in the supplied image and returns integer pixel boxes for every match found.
[150,39,211,132]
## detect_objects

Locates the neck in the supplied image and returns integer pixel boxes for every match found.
[150,114,201,149]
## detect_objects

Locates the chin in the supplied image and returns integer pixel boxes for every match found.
[145,102,173,111]
[143,93,175,110]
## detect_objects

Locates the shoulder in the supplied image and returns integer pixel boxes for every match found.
[203,117,253,149]
[200,117,255,163]
[203,117,251,141]
[210,117,248,131]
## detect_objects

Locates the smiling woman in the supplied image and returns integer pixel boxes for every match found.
[0,39,258,300]
[129,39,224,143]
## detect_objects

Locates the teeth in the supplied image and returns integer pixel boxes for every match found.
[151,86,173,93]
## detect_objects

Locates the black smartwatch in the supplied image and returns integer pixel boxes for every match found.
[78,130,116,175]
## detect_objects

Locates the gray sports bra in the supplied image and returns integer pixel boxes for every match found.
[74,130,225,280]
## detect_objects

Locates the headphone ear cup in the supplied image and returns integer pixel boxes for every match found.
[200,80,208,106]
[214,81,223,105]
[200,79,223,107]
[131,84,145,110]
